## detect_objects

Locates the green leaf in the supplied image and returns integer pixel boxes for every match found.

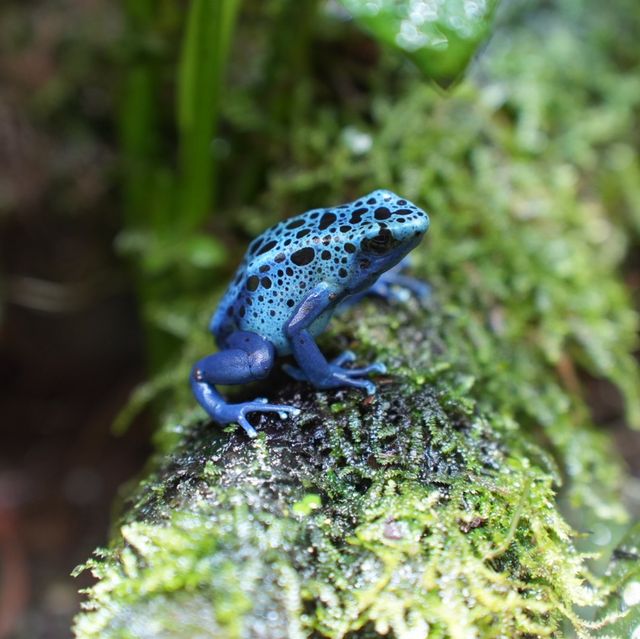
[115,230,226,274]
[595,521,640,637]
[337,0,499,87]
[177,0,241,229]
[184,235,227,269]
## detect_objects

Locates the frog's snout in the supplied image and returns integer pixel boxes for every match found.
[411,210,429,236]
[393,209,429,245]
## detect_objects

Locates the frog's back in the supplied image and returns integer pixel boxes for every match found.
[210,204,332,352]
[211,190,428,353]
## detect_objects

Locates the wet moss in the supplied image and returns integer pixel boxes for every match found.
[76,298,611,638]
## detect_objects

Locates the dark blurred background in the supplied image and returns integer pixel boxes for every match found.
[1,1,639,638]
[0,2,152,637]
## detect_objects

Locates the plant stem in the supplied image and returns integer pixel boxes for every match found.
[177,0,241,231]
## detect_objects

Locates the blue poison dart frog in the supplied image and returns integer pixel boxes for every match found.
[191,189,430,437]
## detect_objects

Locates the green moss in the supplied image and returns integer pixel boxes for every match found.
[76,298,617,638]
[75,0,640,636]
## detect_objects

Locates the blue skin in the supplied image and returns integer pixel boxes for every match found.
[191,189,430,437]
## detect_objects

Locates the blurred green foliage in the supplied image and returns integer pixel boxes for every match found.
[119,0,240,230]
[177,0,241,229]
[115,0,500,368]
[118,0,240,364]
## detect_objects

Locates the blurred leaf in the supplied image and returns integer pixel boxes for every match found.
[119,0,176,230]
[595,521,640,637]
[337,0,499,87]
[177,0,241,229]
[183,235,226,269]
[115,229,226,275]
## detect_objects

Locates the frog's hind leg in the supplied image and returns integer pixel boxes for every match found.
[191,331,300,437]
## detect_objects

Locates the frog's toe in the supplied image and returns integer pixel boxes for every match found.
[278,407,301,419]
[235,412,259,438]
[390,288,411,303]
[370,272,430,303]
[343,361,387,375]
[407,279,431,300]
[363,380,377,395]
[330,350,356,366]
[330,359,387,377]
[380,284,408,303]
[245,402,300,417]
[235,401,301,437]
[335,375,377,395]
[394,275,431,300]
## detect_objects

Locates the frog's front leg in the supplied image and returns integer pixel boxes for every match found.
[191,331,300,437]
[283,284,386,395]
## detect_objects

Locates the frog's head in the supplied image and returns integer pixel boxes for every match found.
[346,189,429,290]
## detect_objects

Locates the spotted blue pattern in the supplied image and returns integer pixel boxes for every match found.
[211,189,429,354]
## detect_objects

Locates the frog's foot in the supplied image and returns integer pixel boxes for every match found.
[331,350,357,367]
[283,351,386,395]
[285,285,388,396]
[339,257,430,311]
[392,274,431,300]
[216,399,301,437]
[191,331,301,438]
[330,350,387,375]
[368,273,431,303]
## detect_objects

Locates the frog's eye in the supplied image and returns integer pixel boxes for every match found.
[361,228,398,255]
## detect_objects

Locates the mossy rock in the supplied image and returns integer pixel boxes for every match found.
[74,298,608,639]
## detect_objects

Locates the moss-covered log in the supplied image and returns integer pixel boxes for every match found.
[74,295,625,638]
